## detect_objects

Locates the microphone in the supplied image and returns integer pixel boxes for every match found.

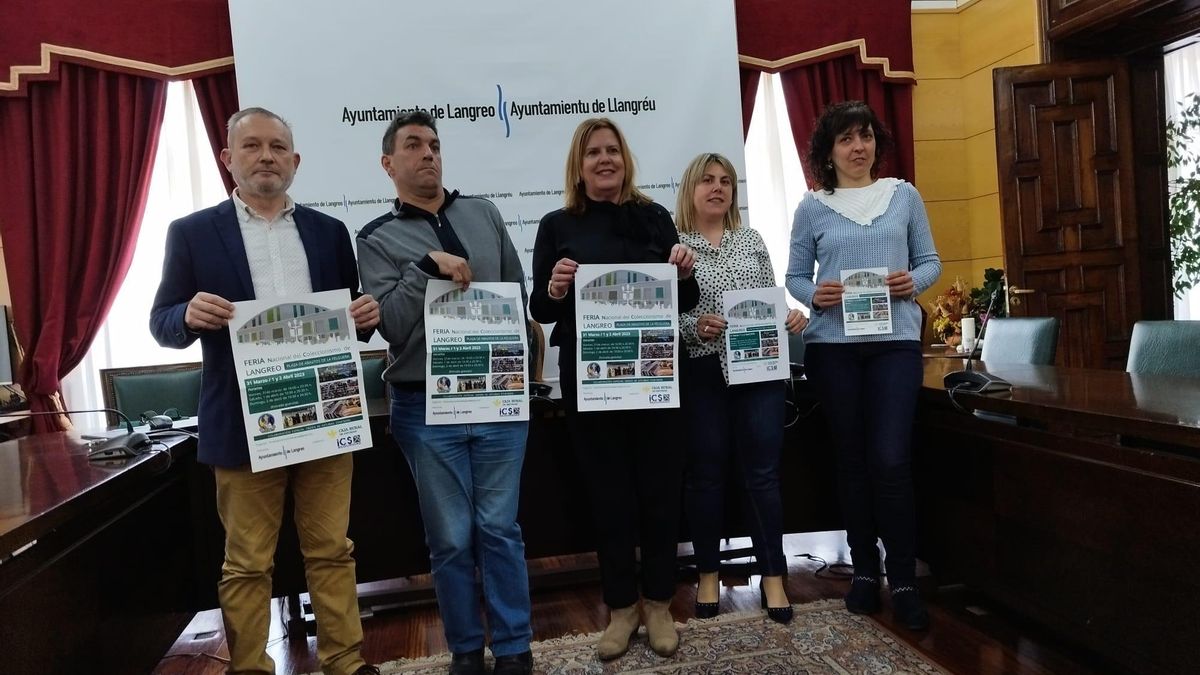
[3,408,152,460]
[943,288,1012,393]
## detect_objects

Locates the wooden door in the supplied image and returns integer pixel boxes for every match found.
[994,59,1142,369]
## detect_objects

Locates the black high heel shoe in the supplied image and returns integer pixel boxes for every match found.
[695,576,720,618]
[759,581,793,624]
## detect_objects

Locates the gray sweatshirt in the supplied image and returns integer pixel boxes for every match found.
[357,190,527,384]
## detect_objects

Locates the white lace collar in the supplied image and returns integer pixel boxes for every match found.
[811,177,902,226]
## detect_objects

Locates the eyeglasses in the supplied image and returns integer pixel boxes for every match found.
[140,408,182,424]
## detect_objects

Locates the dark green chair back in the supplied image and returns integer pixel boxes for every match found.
[787,330,806,368]
[100,362,202,426]
[1126,320,1200,376]
[980,317,1059,365]
[360,349,388,401]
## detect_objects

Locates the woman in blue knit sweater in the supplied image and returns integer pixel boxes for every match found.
[786,101,941,630]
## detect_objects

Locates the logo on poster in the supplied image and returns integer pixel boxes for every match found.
[336,434,362,449]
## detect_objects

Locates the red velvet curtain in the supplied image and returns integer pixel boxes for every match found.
[778,54,915,185]
[735,0,915,185]
[192,68,240,194]
[740,68,761,139]
[0,63,167,432]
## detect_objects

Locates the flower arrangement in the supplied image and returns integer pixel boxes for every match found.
[927,268,1007,344]
[967,268,1008,322]
[928,276,973,343]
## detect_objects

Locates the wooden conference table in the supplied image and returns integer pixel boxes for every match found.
[0,432,196,675]
[914,358,1200,675]
[3,360,1197,674]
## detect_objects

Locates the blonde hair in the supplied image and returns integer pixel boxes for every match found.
[674,153,741,234]
[564,117,650,214]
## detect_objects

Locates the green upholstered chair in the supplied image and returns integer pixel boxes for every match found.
[360,349,388,402]
[100,362,203,427]
[1126,320,1200,376]
[980,317,1059,365]
[787,330,806,371]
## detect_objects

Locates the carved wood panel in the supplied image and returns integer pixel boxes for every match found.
[995,60,1142,368]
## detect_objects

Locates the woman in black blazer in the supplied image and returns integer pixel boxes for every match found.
[530,117,698,661]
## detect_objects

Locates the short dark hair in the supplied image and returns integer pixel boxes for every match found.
[226,107,293,148]
[806,100,894,193]
[382,110,438,154]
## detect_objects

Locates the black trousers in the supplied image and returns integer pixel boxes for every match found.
[561,375,685,608]
[681,354,787,575]
[804,341,923,586]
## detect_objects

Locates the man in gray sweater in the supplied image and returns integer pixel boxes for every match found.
[356,111,532,675]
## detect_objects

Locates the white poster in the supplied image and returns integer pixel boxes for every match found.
[424,281,529,424]
[723,287,790,385]
[229,289,372,472]
[574,264,679,412]
[841,267,893,337]
[226,0,746,378]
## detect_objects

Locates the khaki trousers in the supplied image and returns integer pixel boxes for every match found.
[214,453,365,675]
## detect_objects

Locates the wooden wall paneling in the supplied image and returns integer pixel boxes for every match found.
[994,60,1142,367]
[1129,51,1172,318]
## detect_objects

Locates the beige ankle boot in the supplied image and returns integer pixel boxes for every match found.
[642,598,679,657]
[596,604,640,661]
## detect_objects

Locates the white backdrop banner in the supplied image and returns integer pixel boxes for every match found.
[227,0,746,376]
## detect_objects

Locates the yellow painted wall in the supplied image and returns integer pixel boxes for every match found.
[911,0,1041,336]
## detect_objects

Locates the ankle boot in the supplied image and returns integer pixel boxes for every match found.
[596,604,640,661]
[642,598,679,657]
[845,575,881,615]
[891,585,930,631]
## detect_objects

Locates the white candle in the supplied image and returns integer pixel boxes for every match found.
[961,317,976,348]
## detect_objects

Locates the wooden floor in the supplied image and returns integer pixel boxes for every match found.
[154,531,1110,674]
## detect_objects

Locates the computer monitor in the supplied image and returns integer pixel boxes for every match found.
[0,306,13,386]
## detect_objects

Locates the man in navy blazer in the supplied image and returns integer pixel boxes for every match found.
[150,107,381,675]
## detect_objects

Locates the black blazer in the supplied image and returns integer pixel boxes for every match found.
[150,199,369,467]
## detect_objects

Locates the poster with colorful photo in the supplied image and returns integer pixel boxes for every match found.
[424,281,529,424]
[574,264,679,412]
[723,286,790,385]
[840,267,893,337]
[229,289,372,472]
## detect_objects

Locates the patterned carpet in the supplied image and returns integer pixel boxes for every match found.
[365,599,949,674]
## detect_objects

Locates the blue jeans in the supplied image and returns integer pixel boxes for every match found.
[390,389,532,656]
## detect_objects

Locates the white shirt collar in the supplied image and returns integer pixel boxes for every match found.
[811,177,902,226]
[231,188,296,224]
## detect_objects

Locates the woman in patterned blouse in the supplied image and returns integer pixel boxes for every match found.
[786,101,941,631]
[676,153,806,624]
